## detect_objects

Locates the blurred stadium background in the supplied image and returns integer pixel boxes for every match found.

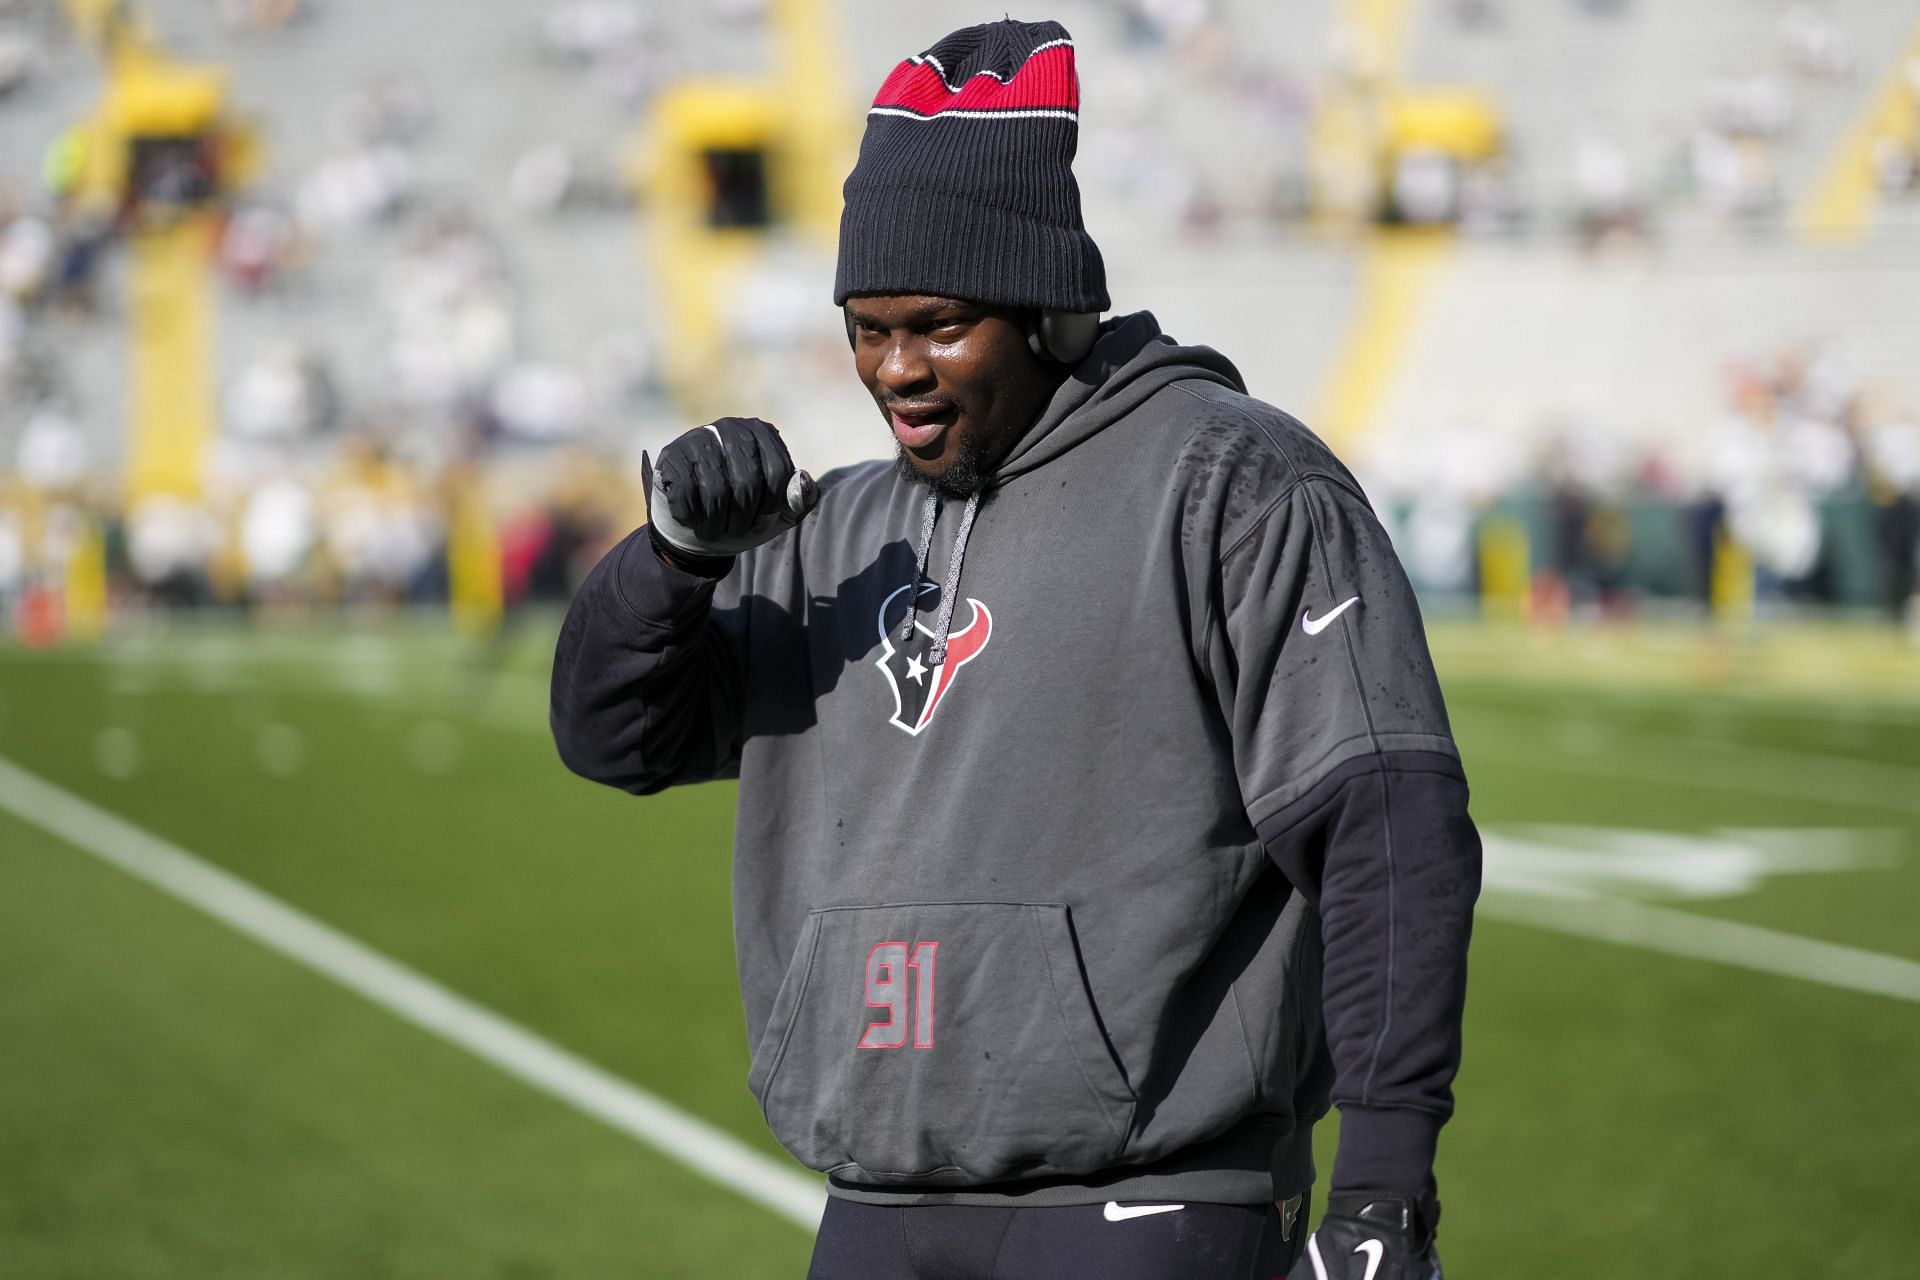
[2,0,1919,1275]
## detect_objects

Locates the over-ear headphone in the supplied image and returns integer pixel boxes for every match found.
[843,308,1102,366]
[1028,310,1100,365]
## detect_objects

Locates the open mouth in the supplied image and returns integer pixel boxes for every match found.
[888,404,957,452]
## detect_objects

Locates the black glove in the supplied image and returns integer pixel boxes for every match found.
[642,417,817,565]
[1301,1191,1442,1280]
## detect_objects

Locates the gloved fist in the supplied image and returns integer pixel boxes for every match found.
[643,417,817,562]
[1301,1192,1442,1280]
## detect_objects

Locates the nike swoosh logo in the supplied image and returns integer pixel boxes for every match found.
[1102,1202,1185,1222]
[1301,595,1360,635]
[1355,1238,1386,1280]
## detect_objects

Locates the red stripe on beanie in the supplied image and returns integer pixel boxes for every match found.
[835,19,1109,311]
[872,43,1079,116]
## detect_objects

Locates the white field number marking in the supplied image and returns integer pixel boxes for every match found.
[1480,826,1920,1004]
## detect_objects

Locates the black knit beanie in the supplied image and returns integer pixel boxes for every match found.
[833,19,1109,313]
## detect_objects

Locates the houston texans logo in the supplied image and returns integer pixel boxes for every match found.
[874,582,994,736]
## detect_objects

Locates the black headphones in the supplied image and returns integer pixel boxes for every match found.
[844,307,1101,366]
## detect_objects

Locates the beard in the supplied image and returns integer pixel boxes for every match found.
[893,438,994,498]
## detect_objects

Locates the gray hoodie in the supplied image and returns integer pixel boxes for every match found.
[550,313,1481,1207]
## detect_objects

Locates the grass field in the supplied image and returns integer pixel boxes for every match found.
[2,617,1918,1277]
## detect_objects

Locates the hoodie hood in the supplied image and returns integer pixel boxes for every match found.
[897,312,1247,664]
[992,311,1246,484]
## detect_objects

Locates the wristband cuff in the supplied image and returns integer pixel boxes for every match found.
[606,526,723,624]
[1330,1106,1441,1195]
[645,522,735,580]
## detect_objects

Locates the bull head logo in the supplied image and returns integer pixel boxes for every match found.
[874,582,994,735]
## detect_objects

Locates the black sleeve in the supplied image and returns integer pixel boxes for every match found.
[1206,476,1481,1194]
[548,526,746,795]
[1259,754,1479,1194]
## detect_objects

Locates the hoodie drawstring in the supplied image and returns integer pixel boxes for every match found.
[902,489,940,644]
[901,488,982,668]
[928,493,979,666]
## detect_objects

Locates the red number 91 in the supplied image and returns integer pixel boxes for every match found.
[858,940,937,1050]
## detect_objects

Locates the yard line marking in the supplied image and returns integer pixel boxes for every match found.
[1454,709,1920,815]
[1443,682,1920,728]
[1627,731,1920,794]
[1483,684,1920,728]
[1472,706,1920,789]
[0,753,826,1232]
[1479,889,1920,1005]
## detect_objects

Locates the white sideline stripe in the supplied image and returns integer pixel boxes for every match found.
[1480,889,1920,1004]
[0,753,826,1231]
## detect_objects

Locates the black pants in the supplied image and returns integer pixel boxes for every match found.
[807,1194,1307,1280]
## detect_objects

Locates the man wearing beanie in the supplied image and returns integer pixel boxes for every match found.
[552,18,1479,1280]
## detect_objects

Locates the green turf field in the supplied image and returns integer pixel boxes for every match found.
[2,618,1917,1277]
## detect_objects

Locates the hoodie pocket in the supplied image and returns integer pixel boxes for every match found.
[747,901,1136,1184]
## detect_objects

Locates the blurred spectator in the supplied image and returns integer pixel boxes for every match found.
[1448,0,1501,33]
[126,494,219,607]
[226,344,340,440]
[326,75,434,151]
[15,402,87,491]
[1703,73,1793,139]
[1864,406,1920,620]
[1707,381,1822,594]
[1689,128,1778,223]
[1567,134,1648,249]
[1402,491,1477,597]
[1870,56,1920,197]
[216,0,308,34]
[239,475,318,601]
[1389,147,1461,225]
[381,215,515,412]
[219,203,298,291]
[1872,133,1916,197]
[1681,68,1797,225]
[50,210,111,314]
[0,295,21,367]
[0,210,53,304]
[490,362,586,440]
[0,24,37,98]
[1780,5,1855,82]
[1864,413,1920,496]
[319,438,440,604]
[1459,154,1524,236]
[297,145,416,232]
[542,1,647,64]
[1536,436,1632,615]
[0,505,21,606]
[1877,489,1918,622]
[1121,0,1213,50]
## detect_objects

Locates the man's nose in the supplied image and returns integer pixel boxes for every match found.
[875,335,935,396]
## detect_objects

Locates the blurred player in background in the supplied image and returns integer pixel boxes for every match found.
[552,19,1480,1280]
